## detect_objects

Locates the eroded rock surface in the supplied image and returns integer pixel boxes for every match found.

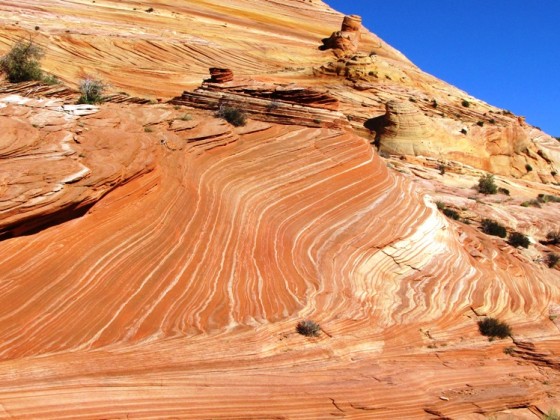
[0,1,559,419]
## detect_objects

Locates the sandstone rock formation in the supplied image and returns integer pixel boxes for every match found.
[320,14,362,56]
[0,1,559,419]
[207,67,234,84]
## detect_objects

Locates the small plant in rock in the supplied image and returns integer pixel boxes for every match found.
[481,218,507,238]
[478,173,498,195]
[442,208,460,220]
[538,194,560,204]
[435,201,446,210]
[216,105,246,126]
[42,73,59,85]
[476,121,484,127]
[179,113,192,121]
[478,317,512,340]
[437,163,446,175]
[546,253,559,269]
[508,231,530,248]
[546,231,560,245]
[296,320,321,337]
[0,39,44,82]
[520,199,541,208]
[77,76,107,104]
[525,164,533,172]
[503,346,515,355]
[497,187,510,196]
[461,99,470,107]
[543,408,560,420]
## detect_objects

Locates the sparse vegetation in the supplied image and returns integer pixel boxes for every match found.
[437,163,446,175]
[478,174,498,195]
[216,105,246,126]
[546,253,559,269]
[144,126,154,133]
[543,408,560,420]
[460,128,468,135]
[546,231,560,245]
[178,113,192,121]
[525,164,533,172]
[503,346,515,355]
[461,99,470,107]
[77,76,107,104]
[497,187,510,196]
[520,199,541,208]
[431,99,438,108]
[145,7,154,12]
[296,320,321,337]
[42,74,59,85]
[508,231,530,248]
[478,317,512,339]
[537,194,560,204]
[442,208,460,220]
[0,39,44,82]
[476,121,484,127]
[481,218,507,238]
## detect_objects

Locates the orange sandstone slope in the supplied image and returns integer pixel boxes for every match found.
[0,1,559,419]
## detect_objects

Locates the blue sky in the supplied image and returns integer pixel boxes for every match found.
[325,1,560,136]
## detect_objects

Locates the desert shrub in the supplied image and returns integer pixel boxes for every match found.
[525,164,533,172]
[481,219,507,238]
[546,253,559,269]
[503,346,515,355]
[497,187,510,196]
[537,194,560,204]
[435,201,446,210]
[442,208,460,220]
[296,320,320,337]
[42,74,59,85]
[476,121,484,127]
[547,231,560,245]
[77,76,106,104]
[508,231,530,248]
[521,199,541,208]
[0,39,44,82]
[179,113,192,121]
[543,409,560,420]
[461,99,470,107]
[431,99,438,108]
[478,174,498,195]
[437,163,446,175]
[552,171,558,176]
[216,105,246,126]
[478,317,511,339]
[460,128,468,135]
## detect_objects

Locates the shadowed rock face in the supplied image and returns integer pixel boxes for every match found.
[0,1,559,419]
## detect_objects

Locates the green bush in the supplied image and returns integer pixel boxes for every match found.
[478,317,511,339]
[481,218,507,238]
[296,320,320,337]
[525,164,533,172]
[216,105,246,126]
[497,187,510,196]
[77,76,106,104]
[461,99,470,107]
[0,39,44,82]
[508,231,530,248]
[442,208,460,220]
[478,174,498,194]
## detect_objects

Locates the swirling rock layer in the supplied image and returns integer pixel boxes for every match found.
[0,0,559,418]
